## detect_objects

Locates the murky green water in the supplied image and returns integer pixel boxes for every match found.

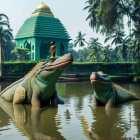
[0,81,140,140]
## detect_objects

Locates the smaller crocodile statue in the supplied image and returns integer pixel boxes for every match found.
[0,53,73,107]
[90,72,140,109]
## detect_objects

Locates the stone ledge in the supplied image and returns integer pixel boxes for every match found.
[0,74,134,83]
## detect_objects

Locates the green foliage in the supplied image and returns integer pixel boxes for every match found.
[83,0,140,63]
[11,48,30,61]
[72,29,139,62]
[0,13,13,45]
[69,38,119,62]
[0,13,13,62]
[74,31,87,48]
[2,61,136,77]
[84,0,140,35]
[128,24,140,61]
[109,75,134,81]
[2,61,37,76]
[132,61,140,82]
[101,45,114,62]
[114,36,131,62]
[96,0,119,32]
[65,62,135,75]
[104,31,125,45]
[87,38,102,62]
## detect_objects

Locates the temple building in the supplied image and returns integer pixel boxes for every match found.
[15,3,70,61]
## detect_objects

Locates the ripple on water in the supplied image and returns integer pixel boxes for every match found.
[0,82,140,140]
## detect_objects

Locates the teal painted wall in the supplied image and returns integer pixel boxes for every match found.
[16,37,69,61]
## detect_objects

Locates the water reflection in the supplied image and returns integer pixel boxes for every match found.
[0,82,140,140]
[80,102,140,140]
[56,82,93,111]
[0,98,65,140]
[0,106,10,132]
[132,101,140,138]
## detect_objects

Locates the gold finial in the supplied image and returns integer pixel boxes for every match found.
[32,2,54,17]
[35,3,50,11]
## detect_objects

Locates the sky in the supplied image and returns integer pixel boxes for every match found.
[0,0,106,47]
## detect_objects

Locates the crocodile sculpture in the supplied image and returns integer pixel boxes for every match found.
[90,72,140,109]
[0,53,73,107]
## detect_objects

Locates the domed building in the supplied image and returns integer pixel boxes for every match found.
[15,3,70,61]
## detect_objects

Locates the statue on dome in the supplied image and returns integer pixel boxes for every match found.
[49,41,56,62]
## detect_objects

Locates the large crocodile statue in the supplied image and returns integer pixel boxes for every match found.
[90,72,140,109]
[0,53,73,107]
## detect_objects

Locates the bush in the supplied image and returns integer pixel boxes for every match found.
[2,61,136,77]
[132,61,140,82]
[2,61,37,76]
[65,62,136,75]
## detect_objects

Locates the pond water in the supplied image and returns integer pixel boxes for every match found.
[0,81,140,140]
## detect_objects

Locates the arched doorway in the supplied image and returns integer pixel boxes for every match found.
[60,42,64,56]
[40,42,50,59]
[24,40,31,60]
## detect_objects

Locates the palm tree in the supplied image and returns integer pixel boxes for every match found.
[88,37,102,47]
[104,31,125,46]
[74,31,87,48]
[83,0,98,30]
[87,37,103,62]
[129,25,140,61]
[101,45,114,62]
[115,36,131,61]
[0,13,13,76]
[83,0,140,35]
[76,48,89,62]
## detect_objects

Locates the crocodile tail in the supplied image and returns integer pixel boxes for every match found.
[0,78,25,96]
[112,82,140,99]
[0,62,43,96]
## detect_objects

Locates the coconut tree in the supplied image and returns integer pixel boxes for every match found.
[129,25,140,61]
[76,48,89,62]
[83,0,140,35]
[101,45,114,62]
[104,30,125,46]
[83,0,99,30]
[74,31,87,48]
[87,37,103,62]
[89,37,102,47]
[0,13,13,76]
[115,36,131,61]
